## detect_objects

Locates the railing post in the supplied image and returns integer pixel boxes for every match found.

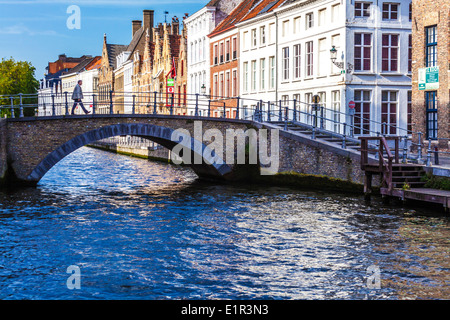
[235,97,240,120]
[320,106,324,129]
[207,100,211,118]
[43,101,46,116]
[402,136,408,164]
[51,94,56,116]
[92,94,96,115]
[426,139,432,167]
[293,99,297,122]
[417,132,423,163]
[19,93,24,118]
[132,94,136,115]
[170,95,174,115]
[267,101,271,122]
[9,96,14,118]
[223,102,226,118]
[153,91,157,115]
[64,92,69,115]
[195,93,199,117]
[350,114,354,138]
[109,90,113,114]
[259,100,263,122]
[342,123,347,149]
[278,100,282,122]
[284,106,288,131]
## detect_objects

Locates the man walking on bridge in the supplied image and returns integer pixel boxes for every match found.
[71,80,91,115]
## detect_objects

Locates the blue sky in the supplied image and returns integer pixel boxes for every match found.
[0,0,205,80]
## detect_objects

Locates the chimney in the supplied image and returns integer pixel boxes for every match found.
[132,20,142,37]
[172,16,179,35]
[143,10,154,41]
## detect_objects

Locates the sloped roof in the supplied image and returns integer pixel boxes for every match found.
[106,43,128,69]
[239,0,286,23]
[208,0,261,37]
[126,27,145,57]
[66,55,94,74]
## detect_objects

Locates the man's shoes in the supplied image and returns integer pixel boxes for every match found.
[85,111,91,114]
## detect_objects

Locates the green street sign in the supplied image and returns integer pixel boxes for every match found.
[167,78,175,87]
[419,67,439,91]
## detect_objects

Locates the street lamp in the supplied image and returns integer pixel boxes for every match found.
[330,46,353,74]
[201,84,206,95]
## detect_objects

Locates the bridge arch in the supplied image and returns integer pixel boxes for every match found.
[27,123,232,183]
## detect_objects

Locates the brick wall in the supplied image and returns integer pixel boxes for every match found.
[412,0,450,149]
[0,119,7,181]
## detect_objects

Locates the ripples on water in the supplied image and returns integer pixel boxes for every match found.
[0,147,448,300]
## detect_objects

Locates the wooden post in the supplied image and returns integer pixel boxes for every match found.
[364,172,373,201]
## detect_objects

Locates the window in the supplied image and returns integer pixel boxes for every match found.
[425,26,437,67]
[318,38,328,76]
[381,91,398,135]
[220,42,224,63]
[282,20,290,37]
[232,37,237,59]
[409,2,412,21]
[232,70,237,96]
[318,9,326,26]
[354,90,371,135]
[355,2,371,18]
[331,90,341,133]
[294,44,301,79]
[243,31,249,50]
[305,41,314,77]
[407,91,412,133]
[381,34,399,72]
[260,58,266,90]
[304,93,313,124]
[213,74,218,98]
[243,62,249,93]
[282,47,290,80]
[213,44,218,65]
[425,91,438,139]
[251,29,257,48]
[226,71,230,97]
[294,17,301,33]
[331,4,340,22]
[269,56,275,89]
[331,34,341,74]
[306,13,314,29]
[260,26,266,45]
[225,40,230,62]
[251,60,257,91]
[408,34,412,73]
[382,3,399,21]
[220,73,224,97]
[354,33,372,71]
[269,23,276,44]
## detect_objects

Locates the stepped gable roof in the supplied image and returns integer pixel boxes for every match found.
[208,0,261,37]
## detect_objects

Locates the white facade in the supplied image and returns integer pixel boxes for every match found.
[115,51,133,114]
[239,0,412,136]
[184,6,219,115]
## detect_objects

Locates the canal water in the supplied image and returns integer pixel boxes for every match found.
[0,147,448,300]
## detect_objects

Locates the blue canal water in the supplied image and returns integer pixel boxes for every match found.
[0,147,448,300]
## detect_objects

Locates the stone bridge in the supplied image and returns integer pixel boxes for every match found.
[0,114,367,189]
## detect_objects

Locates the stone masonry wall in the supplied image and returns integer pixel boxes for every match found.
[0,119,7,181]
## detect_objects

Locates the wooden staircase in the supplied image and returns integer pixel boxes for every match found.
[391,164,426,189]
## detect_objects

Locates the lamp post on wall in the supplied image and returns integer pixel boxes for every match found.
[330,46,353,74]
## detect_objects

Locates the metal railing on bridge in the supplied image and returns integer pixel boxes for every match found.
[0,91,430,165]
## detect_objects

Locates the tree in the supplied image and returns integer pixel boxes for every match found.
[0,57,39,117]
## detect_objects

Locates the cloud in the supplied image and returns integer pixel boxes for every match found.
[0,24,67,37]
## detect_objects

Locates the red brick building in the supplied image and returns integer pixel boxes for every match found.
[208,0,261,118]
[411,0,449,150]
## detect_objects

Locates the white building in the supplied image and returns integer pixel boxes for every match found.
[185,0,244,116]
[239,0,412,136]
[115,51,134,114]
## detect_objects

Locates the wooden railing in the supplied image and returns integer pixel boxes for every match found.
[359,136,400,193]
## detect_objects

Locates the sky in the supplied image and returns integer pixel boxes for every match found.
[0,0,206,80]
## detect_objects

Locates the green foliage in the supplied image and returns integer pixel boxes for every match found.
[421,173,450,191]
[0,57,39,117]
